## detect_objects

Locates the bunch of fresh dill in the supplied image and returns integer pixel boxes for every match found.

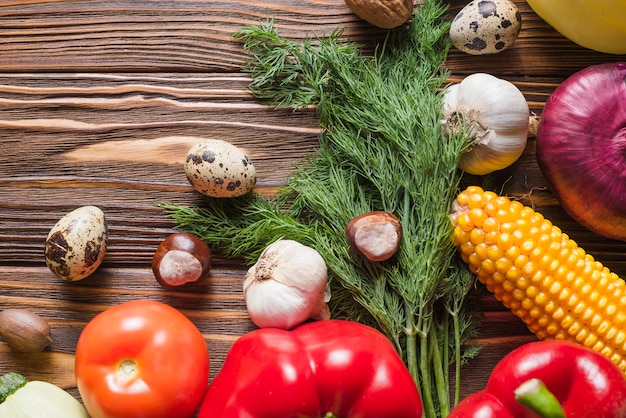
[161,1,481,416]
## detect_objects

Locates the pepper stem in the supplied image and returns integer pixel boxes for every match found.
[514,378,566,418]
[0,372,28,403]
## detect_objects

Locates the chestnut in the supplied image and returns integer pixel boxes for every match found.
[0,309,52,353]
[152,232,212,289]
[346,211,402,262]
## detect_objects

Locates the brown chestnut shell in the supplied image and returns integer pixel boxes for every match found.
[152,232,212,289]
[0,308,52,353]
[346,211,402,262]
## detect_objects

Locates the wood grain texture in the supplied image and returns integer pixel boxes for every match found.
[1,0,626,409]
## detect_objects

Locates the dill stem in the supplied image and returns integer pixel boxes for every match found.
[453,311,462,406]
[419,318,436,418]
[442,313,450,392]
[404,303,421,409]
[429,328,450,417]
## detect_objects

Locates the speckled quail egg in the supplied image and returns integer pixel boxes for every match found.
[45,206,108,281]
[184,139,256,198]
[450,0,522,55]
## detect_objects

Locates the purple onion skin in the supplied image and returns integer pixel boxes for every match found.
[536,62,626,241]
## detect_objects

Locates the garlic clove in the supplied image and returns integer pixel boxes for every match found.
[243,239,330,329]
[323,282,331,303]
[244,280,312,329]
[311,283,332,321]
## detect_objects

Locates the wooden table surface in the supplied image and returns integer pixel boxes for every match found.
[1,0,626,410]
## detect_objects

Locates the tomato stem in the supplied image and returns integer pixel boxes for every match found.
[117,359,138,382]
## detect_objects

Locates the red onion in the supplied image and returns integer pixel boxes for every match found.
[536,62,626,241]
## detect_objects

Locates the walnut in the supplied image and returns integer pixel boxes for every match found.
[345,0,414,29]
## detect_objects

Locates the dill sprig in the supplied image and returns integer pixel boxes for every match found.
[161,1,481,416]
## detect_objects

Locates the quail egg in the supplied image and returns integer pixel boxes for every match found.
[450,0,522,55]
[45,206,108,281]
[184,139,256,198]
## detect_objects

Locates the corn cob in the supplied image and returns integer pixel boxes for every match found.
[451,185,626,373]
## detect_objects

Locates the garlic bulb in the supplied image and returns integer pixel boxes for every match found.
[243,239,331,329]
[442,73,529,175]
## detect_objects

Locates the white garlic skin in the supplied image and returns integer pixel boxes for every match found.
[185,139,256,198]
[450,0,522,55]
[45,206,108,281]
[243,239,331,330]
[442,73,529,175]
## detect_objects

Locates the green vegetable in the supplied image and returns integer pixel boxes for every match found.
[0,373,89,418]
[162,1,481,416]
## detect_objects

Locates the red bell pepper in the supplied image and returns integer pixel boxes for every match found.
[449,339,626,418]
[198,319,422,418]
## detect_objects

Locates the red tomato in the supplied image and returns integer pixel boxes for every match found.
[75,300,209,418]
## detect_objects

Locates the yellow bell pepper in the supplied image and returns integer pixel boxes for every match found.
[526,0,626,54]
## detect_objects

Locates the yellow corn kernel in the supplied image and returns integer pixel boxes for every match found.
[469,228,485,246]
[572,301,586,315]
[506,266,522,282]
[495,258,513,275]
[514,254,530,269]
[484,231,499,245]
[528,307,542,319]
[482,217,499,234]
[583,333,597,347]
[535,292,549,307]
[525,285,539,299]
[452,186,626,374]
[467,191,487,209]
[469,208,488,228]
[512,228,526,247]
[487,245,504,261]
[459,242,475,257]
[500,222,517,234]
[497,232,515,250]
[574,328,589,344]
[456,212,474,232]
[480,258,496,275]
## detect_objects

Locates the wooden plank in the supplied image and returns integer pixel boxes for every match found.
[0,1,622,75]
